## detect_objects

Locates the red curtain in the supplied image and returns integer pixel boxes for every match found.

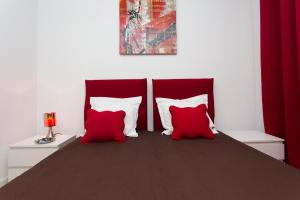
[261,0,300,169]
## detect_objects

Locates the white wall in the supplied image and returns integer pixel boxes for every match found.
[0,0,38,184]
[252,0,264,131]
[36,0,263,134]
[37,0,263,135]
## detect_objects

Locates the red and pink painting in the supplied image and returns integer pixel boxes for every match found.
[120,0,177,55]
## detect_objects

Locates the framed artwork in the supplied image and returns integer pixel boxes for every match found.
[120,0,177,55]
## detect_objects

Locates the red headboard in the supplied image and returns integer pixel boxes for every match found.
[152,78,215,131]
[85,79,147,130]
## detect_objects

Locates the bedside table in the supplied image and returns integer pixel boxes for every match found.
[224,130,285,161]
[8,134,76,182]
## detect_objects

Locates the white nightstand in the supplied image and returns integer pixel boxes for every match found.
[224,130,285,161]
[8,134,76,182]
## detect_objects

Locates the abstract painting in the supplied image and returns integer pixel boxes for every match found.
[120,0,177,55]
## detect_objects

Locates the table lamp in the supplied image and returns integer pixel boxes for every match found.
[44,112,56,139]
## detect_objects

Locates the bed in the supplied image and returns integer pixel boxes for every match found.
[0,78,300,200]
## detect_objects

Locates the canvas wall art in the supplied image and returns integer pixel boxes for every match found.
[120,0,177,55]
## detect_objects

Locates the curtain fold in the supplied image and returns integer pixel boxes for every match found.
[260,0,300,169]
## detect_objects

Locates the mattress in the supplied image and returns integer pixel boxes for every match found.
[1,131,300,200]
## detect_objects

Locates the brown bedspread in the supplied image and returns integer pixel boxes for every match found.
[1,132,300,200]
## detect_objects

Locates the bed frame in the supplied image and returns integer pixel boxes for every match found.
[152,78,215,130]
[85,79,148,130]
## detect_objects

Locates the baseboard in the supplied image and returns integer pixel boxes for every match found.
[0,176,8,188]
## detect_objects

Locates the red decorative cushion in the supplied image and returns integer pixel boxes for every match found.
[169,104,215,140]
[81,109,126,144]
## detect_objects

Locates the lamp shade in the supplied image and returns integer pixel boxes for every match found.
[44,112,56,127]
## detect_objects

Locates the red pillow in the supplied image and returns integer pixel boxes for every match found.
[169,104,215,140]
[81,109,126,144]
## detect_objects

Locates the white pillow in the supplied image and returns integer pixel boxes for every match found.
[90,96,142,137]
[156,94,218,135]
